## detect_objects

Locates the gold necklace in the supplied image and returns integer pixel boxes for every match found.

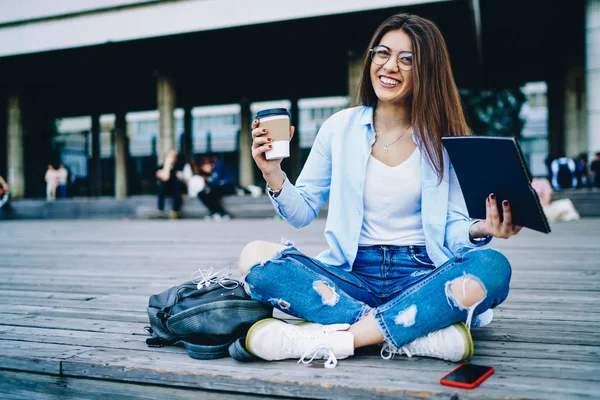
[375,123,412,153]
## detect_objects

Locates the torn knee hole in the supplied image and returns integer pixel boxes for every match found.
[268,298,291,309]
[447,274,486,308]
[313,281,340,306]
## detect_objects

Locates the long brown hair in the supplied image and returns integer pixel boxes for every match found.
[357,13,470,182]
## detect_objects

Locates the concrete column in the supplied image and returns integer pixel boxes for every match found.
[114,112,128,198]
[347,52,364,106]
[90,114,101,196]
[238,98,254,188]
[547,75,566,158]
[157,75,176,164]
[586,0,600,157]
[288,98,301,182]
[6,95,24,198]
[183,106,193,162]
[564,66,587,158]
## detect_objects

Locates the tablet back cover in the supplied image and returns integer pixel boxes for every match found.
[442,136,550,233]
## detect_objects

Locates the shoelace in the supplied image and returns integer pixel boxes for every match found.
[299,345,338,369]
[293,323,350,369]
[191,266,239,290]
[380,343,412,360]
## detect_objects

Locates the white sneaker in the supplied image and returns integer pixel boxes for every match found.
[246,318,354,368]
[381,322,474,362]
[473,309,493,327]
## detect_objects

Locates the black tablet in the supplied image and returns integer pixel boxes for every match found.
[442,136,550,234]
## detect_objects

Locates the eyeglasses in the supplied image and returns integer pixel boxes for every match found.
[370,45,413,71]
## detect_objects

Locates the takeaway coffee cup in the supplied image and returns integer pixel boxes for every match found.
[256,108,290,160]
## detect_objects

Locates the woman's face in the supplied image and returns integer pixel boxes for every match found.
[200,163,212,174]
[370,29,414,106]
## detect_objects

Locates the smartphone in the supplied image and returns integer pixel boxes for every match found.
[440,362,494,389]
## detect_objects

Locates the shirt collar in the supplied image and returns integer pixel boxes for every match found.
[358,106,374,127]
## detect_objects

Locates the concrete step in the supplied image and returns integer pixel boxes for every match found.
[2,189,597,220]
[552,188,600,217]
[1,195,295,220]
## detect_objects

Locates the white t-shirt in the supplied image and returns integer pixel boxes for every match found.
[57,168,68,185]
[358,147,426,246]
[187,176,206,198]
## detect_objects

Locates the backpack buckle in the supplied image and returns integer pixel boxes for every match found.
[146,337,168,347]
[156,310,170,322]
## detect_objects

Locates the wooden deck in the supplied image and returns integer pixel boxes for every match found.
[0,218,598,399]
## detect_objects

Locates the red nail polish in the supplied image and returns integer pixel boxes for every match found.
[490,194,495,200]
[262,129,267,133]
[267,138,272,142]
[503,200,509,206]
[269,145,273,149]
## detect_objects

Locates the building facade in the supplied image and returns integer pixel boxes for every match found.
[0,0,597,198]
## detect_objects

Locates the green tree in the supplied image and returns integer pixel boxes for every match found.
[461,87,526,138]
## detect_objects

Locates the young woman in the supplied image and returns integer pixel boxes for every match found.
[239,13,522,368]
[197,156,237,220]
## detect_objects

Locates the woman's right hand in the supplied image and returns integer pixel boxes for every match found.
[251,119,295,180]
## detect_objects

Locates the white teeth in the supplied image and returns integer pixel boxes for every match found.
[380,76,400,85]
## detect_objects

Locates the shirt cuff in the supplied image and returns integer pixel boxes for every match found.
[268,178,296,218]
[468,220,492,246]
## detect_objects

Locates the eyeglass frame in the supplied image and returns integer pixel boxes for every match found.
[369,45,414,71]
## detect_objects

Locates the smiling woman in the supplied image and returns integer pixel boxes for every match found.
[237,13,522,369]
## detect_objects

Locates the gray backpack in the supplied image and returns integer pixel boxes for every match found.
[146,278,272,359]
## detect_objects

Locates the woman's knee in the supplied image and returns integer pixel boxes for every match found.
[238,240,286,275]
[478,249,511,284]
[447,249,511,307]
[461,249,512,298]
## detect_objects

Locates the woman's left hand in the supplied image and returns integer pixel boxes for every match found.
[471,194,523,239]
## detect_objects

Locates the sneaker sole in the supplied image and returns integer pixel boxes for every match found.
[245,318,284,358]
[454,322,475,360]
[294,320,312,326]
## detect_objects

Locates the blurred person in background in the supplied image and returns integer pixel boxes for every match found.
[45,165,58,201]
[240,13,521,368]
[57,164,69,198]
[590,152,600,188]
[0,175,13,217]
[197,155,236,221]
[574,153,590,188]
[550,156,577,190]
[155,149,184,219]
[182,156,206,199]
[532,177,580,223]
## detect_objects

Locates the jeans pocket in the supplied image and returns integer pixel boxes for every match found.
[408,249,436,268]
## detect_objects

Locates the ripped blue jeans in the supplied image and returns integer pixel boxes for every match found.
[243,244,511,351]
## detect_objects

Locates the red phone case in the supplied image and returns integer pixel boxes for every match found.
[439,362,495,389]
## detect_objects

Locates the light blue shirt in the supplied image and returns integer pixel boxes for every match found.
[270,106,491,270]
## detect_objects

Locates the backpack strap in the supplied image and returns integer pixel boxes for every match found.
[228,336,258,361]
[180,339,232,359]
[146,335,236,360]
[146,337,178,347]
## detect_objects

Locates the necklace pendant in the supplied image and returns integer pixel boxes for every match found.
[383,147,388,153]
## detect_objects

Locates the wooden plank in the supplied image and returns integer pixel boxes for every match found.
[0,218,598,400]
[0,341,87,374]
[0,326,167,353]
[0,370,281,400]
[0,314,147,334]
[58,347,600,400]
